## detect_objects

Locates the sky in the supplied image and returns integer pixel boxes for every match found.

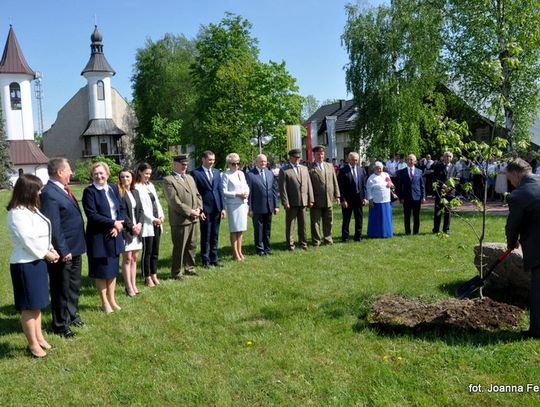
[2,0,385,131]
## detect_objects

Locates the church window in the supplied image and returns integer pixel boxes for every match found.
[97,80,105,100]
[9,83,21,110]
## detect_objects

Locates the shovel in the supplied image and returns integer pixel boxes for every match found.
[455,247,514,299]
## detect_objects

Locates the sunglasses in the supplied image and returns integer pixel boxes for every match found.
[231,162,241,166]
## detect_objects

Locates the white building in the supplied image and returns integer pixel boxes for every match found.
[0,25,48,185]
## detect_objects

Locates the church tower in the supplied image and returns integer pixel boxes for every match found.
[0,25,48,184]
[80,26,125,160]
[0,25,35,140]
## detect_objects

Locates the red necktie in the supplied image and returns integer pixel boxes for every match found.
[65,186,79,206]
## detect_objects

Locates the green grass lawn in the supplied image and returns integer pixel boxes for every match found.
[1,185,539,406]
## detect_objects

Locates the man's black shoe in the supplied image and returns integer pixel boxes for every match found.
[184,270,199,276]
[71,319,85,328]
[57,329,76,338]
[202,264,211,269]
[211,262,224,268]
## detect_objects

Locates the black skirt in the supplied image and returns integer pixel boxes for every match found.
[88,256,119,279]
[10,260,50,311]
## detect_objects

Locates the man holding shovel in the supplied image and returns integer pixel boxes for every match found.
[505,158,540,339]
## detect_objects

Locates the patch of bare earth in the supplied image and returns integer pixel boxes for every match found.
[368,294,523,330]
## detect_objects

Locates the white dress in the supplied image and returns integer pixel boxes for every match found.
[222,170,249,232]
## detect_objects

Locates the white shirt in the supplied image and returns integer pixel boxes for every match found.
[93,183,118,220]
[8,206,53,263]
[366,172,392,203]
[135,182,165,237]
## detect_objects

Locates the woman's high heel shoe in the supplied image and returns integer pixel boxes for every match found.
[125,288,136,297]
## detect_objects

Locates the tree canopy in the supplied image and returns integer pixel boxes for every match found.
[190,13,302,167]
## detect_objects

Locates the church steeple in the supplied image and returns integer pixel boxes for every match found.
[0,25,35,77]
[81,25,115,75]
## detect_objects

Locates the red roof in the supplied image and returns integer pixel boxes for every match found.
[9,140,48,165]
[0,26,35,76]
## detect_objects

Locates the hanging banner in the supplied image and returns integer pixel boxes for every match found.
[286,125,302,156]
[325,116,337,160]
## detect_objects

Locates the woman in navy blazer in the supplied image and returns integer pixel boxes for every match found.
[82,162,126,314]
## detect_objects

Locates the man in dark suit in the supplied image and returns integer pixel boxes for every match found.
[309,145,340,246]
[163,154,203,279]
[506,158,540,338]
[40,158,86,338]
[246,154,280,256]
[337,152,368,241]
[432,151,457,234]
[397,154,426,235]
[279,149,314,251]
[191,150,225,268]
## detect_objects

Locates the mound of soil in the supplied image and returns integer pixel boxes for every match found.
[368,294,523,330]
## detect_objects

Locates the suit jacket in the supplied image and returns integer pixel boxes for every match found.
[191,166,225,214]
[278,162,314,207]
[506,174,540,269]
[7,207,52,263]
[41,181,86,258]
[246,167,279,215]
[162,173,202,226]
[309,161,340,208]
[337,165,367,205]
[433,161,458,198]
[396,167,425,201]
[82,183,126,258]
[121,188,144,244]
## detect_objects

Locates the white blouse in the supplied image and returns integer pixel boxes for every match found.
[222,170,249,205]
[8,206,53,263]
[366,172,392,203]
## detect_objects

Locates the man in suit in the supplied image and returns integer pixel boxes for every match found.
[246,154,280,256]
[40,158,86,338]
[309,145,340,246]
[397,153,426,235]
[278,148,314,251]
[163,154,203,279]
[337,151,368,242]
[191,150,225,268]
[505,159,540,338]
[432,151,457,234]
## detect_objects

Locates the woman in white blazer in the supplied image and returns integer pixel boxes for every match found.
[135,163,164,287]
[7,174,60,358]
[222,153,249,261]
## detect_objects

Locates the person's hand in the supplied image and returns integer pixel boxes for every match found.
[421,198,426,204]
[45,249,60,263]
[63,252,73,262]
[248,210,253,218]
[114,220,124,232]
[308,202,314,208]
[284,203,290,210]
[200,212,207,221]
[274,208,280,215]
[109,227,119,238]
[190,208,200,219]
[132,223,142,236]
[221,209,226,219]
[341,200,348,208]
[369,199,375,208]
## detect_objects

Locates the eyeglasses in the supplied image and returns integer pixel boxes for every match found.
[231,162,241,166]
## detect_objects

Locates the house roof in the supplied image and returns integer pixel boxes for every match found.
[306,99,357,134]
[9,140,48,165]
[81,26,115,75]
[0,25,35,77]
[81,118,125,137]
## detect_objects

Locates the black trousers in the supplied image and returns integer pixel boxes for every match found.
[48,255,82,333]
[142,227,161,277]
[200,210,221,265]
[433,196,451,233]
[341,204,363,241]
[531,265,540,336]
[403,199,422,235]
[253,212,273,254]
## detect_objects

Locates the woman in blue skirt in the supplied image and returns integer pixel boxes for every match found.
[366,161,394,238]
[83,162,126,314]
[7,174,60,357]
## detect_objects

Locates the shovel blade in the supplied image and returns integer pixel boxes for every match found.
[455,276,484,299]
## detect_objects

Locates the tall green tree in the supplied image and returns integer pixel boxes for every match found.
[131,34,197,166]
[191,13,302,167]
[445,0,540,149]
[301,95,320,122]
[343,0,446,157]
[0,107,12,189]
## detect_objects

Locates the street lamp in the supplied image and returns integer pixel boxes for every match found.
[250,122,273,154]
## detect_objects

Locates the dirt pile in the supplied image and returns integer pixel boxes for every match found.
[368,294,524,330]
